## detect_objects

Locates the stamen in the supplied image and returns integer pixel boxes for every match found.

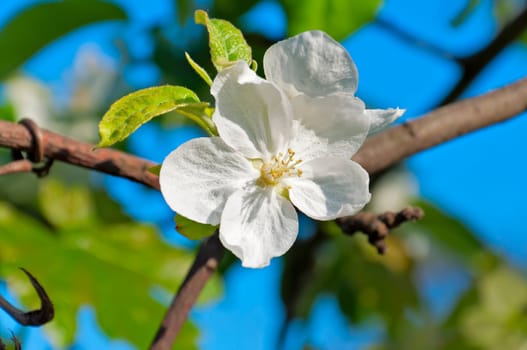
[257,148,303,187]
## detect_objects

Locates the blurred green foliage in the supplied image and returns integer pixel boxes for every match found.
[0,179,222,348]
[282,0,382,40]
[0,0,126,81]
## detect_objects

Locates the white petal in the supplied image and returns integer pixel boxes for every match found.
[366,108,405,135]
[286,157,371,220]
[211,61,293,160]
[264,30,358,98]
[219,186,298,268]
[160,137,258,225]
[288,93,368,161]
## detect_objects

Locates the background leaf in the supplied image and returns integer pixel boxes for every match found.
[97,85,201,147]
[281,0,382,41]
[0,0,126,81]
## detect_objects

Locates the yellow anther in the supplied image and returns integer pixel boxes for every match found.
[257,148,303,187]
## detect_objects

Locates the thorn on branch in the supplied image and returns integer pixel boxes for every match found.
[0,333,22,350]
[336,207,424,254]
[8,118,54,178]
[0,268,54,327]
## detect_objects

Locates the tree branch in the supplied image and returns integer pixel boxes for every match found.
[353,76,527,174]
[150,233,224,350]
[0,119,159,189]
[1,76,527,348]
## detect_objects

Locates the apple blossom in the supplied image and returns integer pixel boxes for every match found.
[160,30,404,268]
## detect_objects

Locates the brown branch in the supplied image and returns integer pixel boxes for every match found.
[0,76,526,348]
[149,233,224,350]
[336,207,424,254]
[0,120,159,190]
[353,76,527,174]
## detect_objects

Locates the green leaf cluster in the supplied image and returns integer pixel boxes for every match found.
[0,180,222,348]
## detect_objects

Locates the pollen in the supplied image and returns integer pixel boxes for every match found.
[258,148,303,186]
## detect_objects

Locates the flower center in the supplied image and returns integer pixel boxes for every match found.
[257,148,303,186]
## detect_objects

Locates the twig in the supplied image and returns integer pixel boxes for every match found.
[149,233,224,350]
[374,17,458,62]
[0,268,54,326]
[336,207,424,254]
[375,6,527,106]
[0,77,526,347]
[440,5,527,105]
[0,159,32,176]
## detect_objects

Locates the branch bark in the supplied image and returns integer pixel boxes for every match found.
[1,76,527,348]
[0,120,159,189]
[150,233,224,350]
[352,76,527,174]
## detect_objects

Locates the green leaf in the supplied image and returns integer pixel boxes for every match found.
[408,199,499,272]
[39,179,95,229]
[195,10,252,71]
[97,85,200,147]
[185,52,213,86]
[0,0,126,81]
[175,214,217,240]
[456,266,527,349]
[0,182,223,348]
[148,164,162,176]
[0,104,16,122]
[281,0,382,41]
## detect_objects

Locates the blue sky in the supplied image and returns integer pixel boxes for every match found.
[1,0,527,349]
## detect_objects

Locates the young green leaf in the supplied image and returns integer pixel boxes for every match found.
[97,85,200,147]
[194,9,252,71]
[175,213,218,240]
[185,52,213,86]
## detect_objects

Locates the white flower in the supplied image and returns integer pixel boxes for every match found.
[160,30,404,268]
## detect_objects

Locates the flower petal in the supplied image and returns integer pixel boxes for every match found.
[286,157,370,220]
[160,137,258,225]
[366,108,405,135]
[211,61,293,160]
[264,30,358,98]
[288,93,368,161]
[219,186,298,268]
